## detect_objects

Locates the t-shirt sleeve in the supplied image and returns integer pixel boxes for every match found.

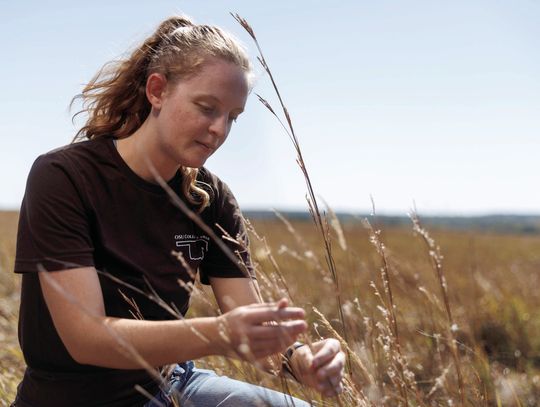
[198,171,256,285]
[14,153,95,273]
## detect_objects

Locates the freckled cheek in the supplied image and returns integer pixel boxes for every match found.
[164,110,210,139]
[181,110,210,127]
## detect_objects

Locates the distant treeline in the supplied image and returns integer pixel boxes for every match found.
[244,210,540,235]
[2,210,539,235]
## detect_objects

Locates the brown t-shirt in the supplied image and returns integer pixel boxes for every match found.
[12,136,254,407]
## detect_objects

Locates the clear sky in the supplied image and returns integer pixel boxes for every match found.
[1,0,539,215]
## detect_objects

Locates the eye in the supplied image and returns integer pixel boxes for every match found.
[196,103,215,114]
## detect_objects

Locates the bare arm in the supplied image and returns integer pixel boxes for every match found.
[209,276,262,313]
[40,267,222,369]
[40,268,306,370]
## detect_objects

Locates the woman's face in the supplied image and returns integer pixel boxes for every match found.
[154,57,249,169]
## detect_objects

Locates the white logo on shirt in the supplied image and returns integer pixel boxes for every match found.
[174,234,209,260]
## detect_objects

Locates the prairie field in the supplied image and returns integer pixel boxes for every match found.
[1,209,540,406]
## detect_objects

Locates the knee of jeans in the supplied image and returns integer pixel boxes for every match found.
[172,361,194,376]
[168,362,195,393]
[190,367,218,377]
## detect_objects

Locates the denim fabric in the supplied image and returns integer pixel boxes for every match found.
[143,361,310,407]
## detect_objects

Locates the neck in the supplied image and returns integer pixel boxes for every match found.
[116,120,179,183]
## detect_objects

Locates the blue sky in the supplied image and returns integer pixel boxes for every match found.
[1,1,539,215]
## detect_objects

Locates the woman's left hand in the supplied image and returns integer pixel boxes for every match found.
[290,339,346,397]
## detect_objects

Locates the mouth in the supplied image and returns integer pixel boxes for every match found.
[195,141,214,152]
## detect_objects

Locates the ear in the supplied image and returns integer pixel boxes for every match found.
[146,73,168,109]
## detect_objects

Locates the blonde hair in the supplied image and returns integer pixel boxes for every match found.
[72,15,251,212]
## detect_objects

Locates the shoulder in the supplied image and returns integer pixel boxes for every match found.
[25,138,112,204]
[27,145,78,190]
[28,137,111,182]
[196,167,242,218]
[197,167,236,203]
[197,166,224,189]
[36,137,109,167]
[31,138,99,169]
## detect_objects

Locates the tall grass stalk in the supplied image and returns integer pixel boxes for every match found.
[410,212,465,406]
[243,216,295,301]
[232,13,352,374]
[363,218,412,406]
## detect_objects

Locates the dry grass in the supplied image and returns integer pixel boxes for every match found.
[2,209,540,406]
[2,14,539,406]
[0,211,24,407]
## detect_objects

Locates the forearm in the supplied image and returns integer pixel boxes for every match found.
[73,315,220,369]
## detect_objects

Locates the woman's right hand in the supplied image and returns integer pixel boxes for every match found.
[215,298,307,361]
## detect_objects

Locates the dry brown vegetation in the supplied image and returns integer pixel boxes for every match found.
[2,14,539,407]
[2,209,540,406]
[0,211,24,407]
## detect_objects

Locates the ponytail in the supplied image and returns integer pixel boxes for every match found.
[72,16,193,142]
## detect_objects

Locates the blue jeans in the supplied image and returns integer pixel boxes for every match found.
[143,361,311,407]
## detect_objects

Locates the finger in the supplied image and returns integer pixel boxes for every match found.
[250,321,307,343]
[316,380,333,394]
[276,297,289,309]
[316,351,346,381]
[330,368,345,387]
[243,298,288,309]
[250,321,307,351]
[311,339,341,369]
[323,383,343,398]
[246,306,306,324]
[320,367,345,391]
[318,366,344,388]
[318,375,344,396]
[242,297,289,310]
[293,346,314,376]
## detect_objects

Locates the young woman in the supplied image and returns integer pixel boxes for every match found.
[12,16,345,407]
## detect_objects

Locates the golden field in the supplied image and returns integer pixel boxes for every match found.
[1,209,540,406]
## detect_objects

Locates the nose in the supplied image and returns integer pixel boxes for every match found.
[208,115,230,142]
